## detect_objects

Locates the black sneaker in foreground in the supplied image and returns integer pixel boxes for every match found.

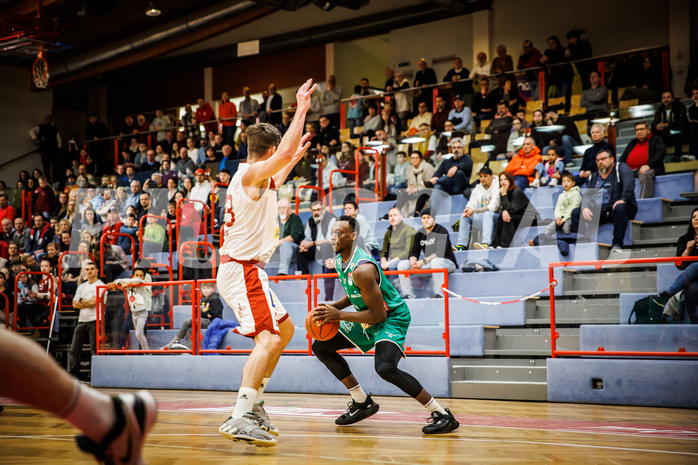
[335,396,380,425]
[422,408,459,434]
[76,390,157,465]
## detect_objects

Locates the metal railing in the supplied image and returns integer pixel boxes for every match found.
[548,255,698,358]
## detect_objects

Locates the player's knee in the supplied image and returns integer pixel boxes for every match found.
[375,359,399,383]
[312,339,332,359]
[258,331,282,353]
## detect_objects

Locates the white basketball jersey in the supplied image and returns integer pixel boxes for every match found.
[219,163,279,263]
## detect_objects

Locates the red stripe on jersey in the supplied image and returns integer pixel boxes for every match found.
[243,264,278,336]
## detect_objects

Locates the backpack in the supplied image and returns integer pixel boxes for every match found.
[628,295,667,324]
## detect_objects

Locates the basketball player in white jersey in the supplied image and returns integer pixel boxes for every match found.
[217,79,316,447]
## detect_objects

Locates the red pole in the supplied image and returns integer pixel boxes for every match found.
[538,70,546,101]
[548,265,558,358]
[340,102,345,130]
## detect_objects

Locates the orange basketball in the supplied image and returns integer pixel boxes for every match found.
[305,311,340,341]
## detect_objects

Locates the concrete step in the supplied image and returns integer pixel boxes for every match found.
[452,364,547,383]
[562,268,657,294]
[527,297,620,324]
[483,327,579,356]
[632,222,686,242]
[667,201,698,220]
[625,246,676,258]
[450,380,548,401]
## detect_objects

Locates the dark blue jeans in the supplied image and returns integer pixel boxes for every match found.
[666,262,698,324]
[513,175,530,191]
[434,170,467,195]
[572,204,635,247]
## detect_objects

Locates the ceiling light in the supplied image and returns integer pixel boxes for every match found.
[145,2,161,17]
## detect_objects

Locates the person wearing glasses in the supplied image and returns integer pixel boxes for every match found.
[574,149,637,254]
[619,120,666,198]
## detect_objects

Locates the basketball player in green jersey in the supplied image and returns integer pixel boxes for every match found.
[312,215,459,434]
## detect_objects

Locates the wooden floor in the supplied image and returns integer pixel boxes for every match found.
[2,389,698,464]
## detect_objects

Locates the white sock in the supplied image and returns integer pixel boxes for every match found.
[232,387,257,419]
[348,384,367,404]
[61,380,115,443]
[256,377,270,403]
[425,397,446,415]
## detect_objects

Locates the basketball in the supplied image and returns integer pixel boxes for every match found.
[305,311,339,341]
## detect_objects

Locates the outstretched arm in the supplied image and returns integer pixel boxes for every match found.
[243,79,317,185]
[272,131,312,187]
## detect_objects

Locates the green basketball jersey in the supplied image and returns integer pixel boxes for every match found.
[334,246,405,312]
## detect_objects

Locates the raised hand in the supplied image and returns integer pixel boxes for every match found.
[296,79,318,112]
[292,132,313,164]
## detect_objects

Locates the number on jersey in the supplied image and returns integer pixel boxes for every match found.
[224,195,235,227]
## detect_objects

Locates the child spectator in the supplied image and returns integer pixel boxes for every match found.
[118,213,139,256]
[529,172,582,252]
[16,268,41,330]
[541,147,566,186]
[346,85,364,138]
[393,151,410,189]
[163,282,223,349]
[108,267,151,350]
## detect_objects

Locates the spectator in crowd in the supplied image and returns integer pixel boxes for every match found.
[565,30,594,90]
[675,207,698,271]
[239,86,260,121]
[579,71,609,116]
[28,214,55,258]
[540,147,566,187]
[176,147,197,178]
[506,136,543,190]
[0,194,16,223]
[102,208,123,246]
[379,207,416,279]
[384,67,395,92]
[34,176,56,217]
[577,124,615,186]
[298,201,336,300]
[85,114,110,170]
[0,271,13,327]
[346,85,364,138]
[492,171,537,249]
[133,115,151,145]
[322,75,342,129]
[278,112,292,136]
[109,267,152,350]
[431,94,450,133]
[651,90,689,161]
[274,198,304,276]
[518,40,542,99]
[182,104,200,141]
[541,109,581,165]
[342,200,379,258]
[196,98,217,136]
[79,206,103,239]
[504,117,525,161]
[471,52,495,90]
[391,72,412,129]
[620,56,663,103]
[13,217,32,252]
[16,270,42,330]
[414,58,438,111]
[125,180,142,211]
[428,137,472,196]
[543,36,575,104]
[689,88,698,160]
[531,172,582,248]
[101,242,129,283]
[410,102,433,132]
[165,281,222,350]
[151,110,171,144]
[492,44,514,88]
[395,150,436,218]
[397,208,457,299]
[393,151,410,189]
[443,57,473,105]
[218,92,238,144]
[69,261,103,380]
[140,215,165,256]
[360,77,373,97]
[139,150,160,173]
[189,169,212,213]
[29,115,62,180]
[360,105,382,142]
[447,95,473,132]
[574,149,636,254]
[316,115,340,151]
[135,192,152,223]
[263,83,283,126]
[620,120,666,198]
[472,78,499,128]
[454,166,501,250]
[118,213,139,255]
[496,79,525,116]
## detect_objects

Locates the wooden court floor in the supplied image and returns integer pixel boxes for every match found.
[1,389,698,464]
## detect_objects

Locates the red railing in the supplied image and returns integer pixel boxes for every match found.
[21,190,32,223]
[311,268,451,357]
[95,280,197,354]
[548,256,698,358]
[99,232,136,277]
[175,197,210,250]
[14,271,55,332]
[1,292,10,329]
[327,146,384,214]
[294,185,326,215]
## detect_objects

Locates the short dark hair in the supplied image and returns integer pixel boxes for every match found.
[343,200,358,210]
[561,172,576,183]
[338,215,359,234]
[140,191,150,198]
[0,193,7,200]
[247,123,282,159]
[634,121,649,129]
[478,166,493,175]
[597,149,615,159]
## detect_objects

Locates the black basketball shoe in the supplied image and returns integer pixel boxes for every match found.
[422,408,459,434]
[335,395,380,425]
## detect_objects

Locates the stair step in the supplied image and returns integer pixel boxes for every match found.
[562,269,656,294]
[450,380,548,401]
[452,365,547,382]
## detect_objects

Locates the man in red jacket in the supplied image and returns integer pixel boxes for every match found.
[196,98,217,138]
[102,208,124,246]
[33,176,56,217]
[0,194,16,223]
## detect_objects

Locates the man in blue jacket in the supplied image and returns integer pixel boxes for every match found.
[573,149,636,254]
[427,137,473,195]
